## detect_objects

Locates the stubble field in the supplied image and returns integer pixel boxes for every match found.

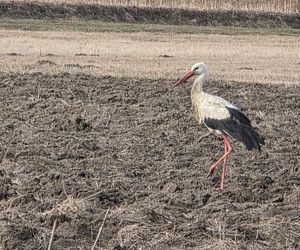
[0,14,300,250]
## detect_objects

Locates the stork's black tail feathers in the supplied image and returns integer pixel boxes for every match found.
[235,123,265,151]
[227,107,265,150]
[204,107,265,151]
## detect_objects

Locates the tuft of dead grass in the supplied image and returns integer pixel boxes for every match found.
[41,196,87,217]
[256,217,300,249]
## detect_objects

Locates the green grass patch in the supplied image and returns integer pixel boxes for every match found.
[1,18,299,36]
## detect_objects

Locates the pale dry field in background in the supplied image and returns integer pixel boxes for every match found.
[3,0,298,13]
[0,29,299,85]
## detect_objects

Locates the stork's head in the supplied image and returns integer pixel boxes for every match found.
[174,62,208,87]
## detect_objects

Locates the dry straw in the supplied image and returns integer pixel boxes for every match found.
[91,208,110,250]
[47,218,58,250]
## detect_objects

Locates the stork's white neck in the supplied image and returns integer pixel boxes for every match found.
[191,73,206,95]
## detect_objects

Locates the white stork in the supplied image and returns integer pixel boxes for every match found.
[174,62,265,190]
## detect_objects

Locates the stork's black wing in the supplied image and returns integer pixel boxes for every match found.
[204,106,265,151]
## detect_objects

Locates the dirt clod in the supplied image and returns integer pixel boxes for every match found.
[75,117,91,131]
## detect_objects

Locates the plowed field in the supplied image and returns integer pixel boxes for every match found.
[0,72,299,249]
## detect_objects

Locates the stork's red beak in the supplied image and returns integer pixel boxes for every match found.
[174,71,194,87]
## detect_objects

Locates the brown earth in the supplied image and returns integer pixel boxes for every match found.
[0,1,299,29]
[0,72,299,249]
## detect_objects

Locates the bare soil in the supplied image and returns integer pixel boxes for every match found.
[0,1,299,29]
[0,72,299,249]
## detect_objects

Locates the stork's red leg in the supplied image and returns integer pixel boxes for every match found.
[207,135,228,177]
[220,135,232,191]
[207,135,233,190]
[220,140,228,190]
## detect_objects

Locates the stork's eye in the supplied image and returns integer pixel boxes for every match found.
[194,67,199,71]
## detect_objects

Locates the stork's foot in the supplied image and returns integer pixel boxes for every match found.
[206,172,212,178]
[220,181,225,191]
[206,166,216,178]
[207,163,227,191]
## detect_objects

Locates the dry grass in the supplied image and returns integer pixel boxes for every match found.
[0,29,299,85]
[40,196,87,217]
[3,0,299,13]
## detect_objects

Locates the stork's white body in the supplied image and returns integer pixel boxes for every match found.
[190,71,237,135]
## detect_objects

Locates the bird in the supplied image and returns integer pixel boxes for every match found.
[174,62,265,191]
